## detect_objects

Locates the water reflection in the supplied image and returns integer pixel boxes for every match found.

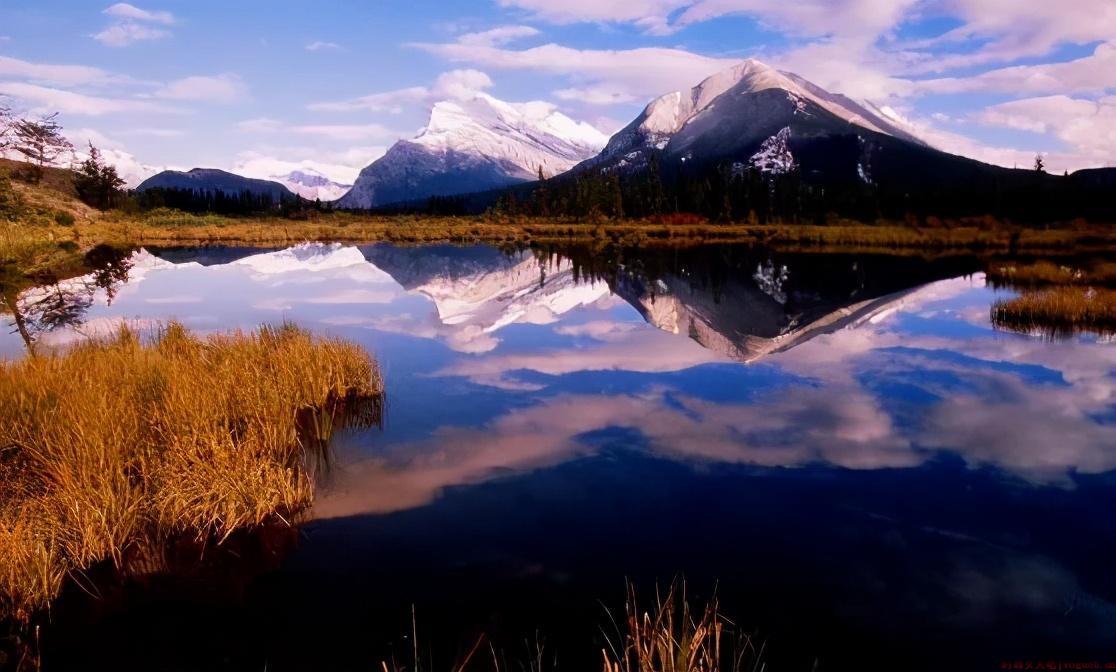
[4,242,1115,671]
[3,244,133,354]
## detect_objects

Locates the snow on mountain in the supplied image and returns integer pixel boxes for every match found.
[362,246,611,352]
[591,58,924,167]
[232,156,360,202]
[748,127,796,175]
[337,94,608,209]
[271,170,352,202]
[229,243,374,276]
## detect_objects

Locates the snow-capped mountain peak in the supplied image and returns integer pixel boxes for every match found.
[337,93,607,209]
[595,58,923,164]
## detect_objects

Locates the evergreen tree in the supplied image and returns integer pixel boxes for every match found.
[1034,154,1045,173]
[73,142,126,210]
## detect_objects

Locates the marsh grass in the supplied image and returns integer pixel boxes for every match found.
[0,322,382,621]
[602,583,764,672]
[991,286,1116,336]
[986,259,1116,289]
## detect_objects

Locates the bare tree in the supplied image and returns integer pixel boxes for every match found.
[0,98,15,152]
[12,113,73,182]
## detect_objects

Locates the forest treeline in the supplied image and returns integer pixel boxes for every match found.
[467,152,1116,226]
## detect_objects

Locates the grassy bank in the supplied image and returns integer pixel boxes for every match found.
[0,322,381,621]
[80,210,1116,253]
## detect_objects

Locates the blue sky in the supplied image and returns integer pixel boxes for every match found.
[0,0,1113,184]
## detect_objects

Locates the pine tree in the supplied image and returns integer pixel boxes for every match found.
[73,142,126,210]
[1034,154,1046,173]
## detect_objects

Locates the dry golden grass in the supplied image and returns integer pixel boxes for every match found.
[991,286,1116,336]
[0,322,382,621]
[986,259,1116,288]
[73,212,1116,254]
[602,583,763,672]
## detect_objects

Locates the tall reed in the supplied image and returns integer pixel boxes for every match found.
[602,583,764,672]
[0,322,382,621]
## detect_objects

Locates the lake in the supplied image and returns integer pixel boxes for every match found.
[3,242,1115,672]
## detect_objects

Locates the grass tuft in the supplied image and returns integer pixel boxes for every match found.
[0,321,382,621]
[991,286,1116,337]
[602,583,763,672]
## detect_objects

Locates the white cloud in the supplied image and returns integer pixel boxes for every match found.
[305,41,342,52]
[0,55,119,87]
[911,0,1116,70]
[237,117,284,133]
[238,117,402,142]
[0,81,180,116]
[93,22,170,47]
[456,25,540,47]
[554,86,638,105]
[977,95,1116,166]
[919,42,1116,96]
[287,123,401,142]
[120,127,184,137]
[154,74,247,103]
[103,3,175,25]
[309,69,494,113]
[95,3,175,46]
[410,39,736,105]
[495,0,681,33]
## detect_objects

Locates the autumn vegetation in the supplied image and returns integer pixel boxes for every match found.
[0,322,382,621]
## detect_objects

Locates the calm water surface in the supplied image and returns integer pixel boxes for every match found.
[4,243,1115,672]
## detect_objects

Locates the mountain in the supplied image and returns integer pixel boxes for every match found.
[507,57,1115,223]
[136,168,297,202]
[336,94,608,209]
[271,169,352,202]
[586,58,923,175]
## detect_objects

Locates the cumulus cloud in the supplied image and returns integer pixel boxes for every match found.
[305,41,342,51]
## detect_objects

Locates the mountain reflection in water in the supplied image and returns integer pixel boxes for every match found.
[3,242,1114,672]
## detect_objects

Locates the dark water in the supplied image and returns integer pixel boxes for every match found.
[4,243,1115,672]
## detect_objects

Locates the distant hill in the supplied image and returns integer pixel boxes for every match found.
[136,168,296,202]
